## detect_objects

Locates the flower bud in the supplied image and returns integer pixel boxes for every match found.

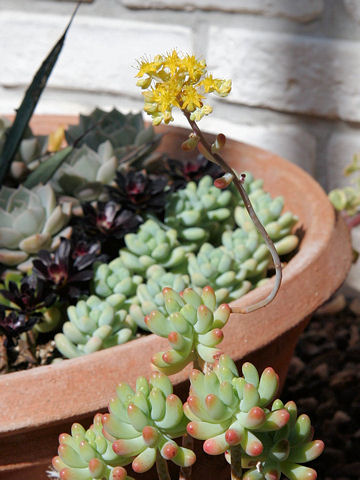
[181,133,200,151]
[214,173,234,189]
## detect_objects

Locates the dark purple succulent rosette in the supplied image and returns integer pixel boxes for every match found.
[108,169,169,215]
[70,201,142,258]
[32,238,96,302]
[165,155,224,190]
[0,308,40,346]
[0,275,56,314]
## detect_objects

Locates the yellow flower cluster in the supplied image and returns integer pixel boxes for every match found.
[136,50,232,125]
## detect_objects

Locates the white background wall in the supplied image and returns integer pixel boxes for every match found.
[0,0,359,291]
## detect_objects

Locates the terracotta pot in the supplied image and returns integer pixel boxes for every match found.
[0,116,352,480]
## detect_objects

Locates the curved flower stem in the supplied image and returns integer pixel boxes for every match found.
[346,211,360,229]
[178,354,203,480]
[179,434,193,480]
[229,446,242,480]
[183,111,282,313]
[156,450,172,480]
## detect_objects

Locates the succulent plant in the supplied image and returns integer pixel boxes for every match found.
[0,307,39,346]
[145,154,224,191]
[102,372,195,473]
[119,219,188,274]
[32,238,97,302]
[127,265,190,330]
[51,141,118,202]
[0,184,72,267]
[185,354,285,450]
[93,258,143,299]
[108,169,169,217]
[145,286,231,375]
[221,228,299,287]
[55,294,135,358]
[164,175,236,249]
[52,413,135,480]
[71,201,142,258]
[187,243,252,303]
[239,399,324,480]
[234,188,298,239]
[329,155,360,217]
[65,109,161,161]
[0,274,56,314]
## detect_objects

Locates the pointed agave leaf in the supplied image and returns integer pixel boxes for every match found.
[23,146,73,188]
[0,2,81,186]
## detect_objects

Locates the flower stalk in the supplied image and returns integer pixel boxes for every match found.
[183,110,282,313]
[156,450,172,480]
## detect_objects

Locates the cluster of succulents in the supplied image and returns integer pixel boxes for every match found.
[0,103,300,373]
[53,170,299,359]
[55,294,135,358]
[52,286,323,480]
[164,175,236,249]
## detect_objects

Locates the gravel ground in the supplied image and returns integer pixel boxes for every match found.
[282,296,360,479]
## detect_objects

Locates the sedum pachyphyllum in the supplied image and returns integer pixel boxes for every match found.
[51,286,323,480]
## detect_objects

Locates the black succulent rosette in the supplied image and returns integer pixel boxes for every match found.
[32,238,97,302]
[166,155,224,190]
[108,169,168,218]
[71,201,142,258]
[0,308,39,347]
[0,274,57,345]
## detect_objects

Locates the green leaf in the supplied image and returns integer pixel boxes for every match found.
[0,2,81,186]
[23,146,73,189]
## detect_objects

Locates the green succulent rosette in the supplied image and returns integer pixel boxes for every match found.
[52,414,134,480]
[0,183,71,267]
[184,355,323,479]
[52,141,118,202]
[187,243,252,303]
[184,355,287,458]
[120,219,188,274]
[145,286,231,375]
[128,265,190,330]
[102,372,195,474]
[164,175,236,249]
[55,294,136,358]
[240,400,324,480]
[65,108,161,165]
[234,189,298,245]
[93,258,143,299]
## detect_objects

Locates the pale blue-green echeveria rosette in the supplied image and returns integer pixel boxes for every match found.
[184,355,291,475]
[145,286,231,375]
[164,175,236,249]
[55,294,136,359]
[127,265,190,330]
[93,257,143,299]
[52,141,118,202]
[102,372,195,473]
[119,219,188,274]
[187,242,252,303]
[239,399,324,480]
[52,413,135,480]
[0,184,71,267]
